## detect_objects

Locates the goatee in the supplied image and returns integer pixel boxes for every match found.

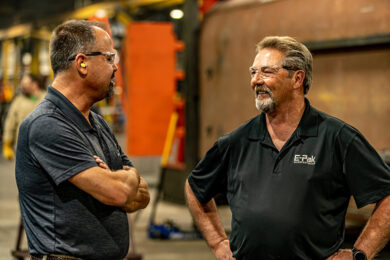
[107,77,115,98]
[255,86,276,113]
[256,98,276,113]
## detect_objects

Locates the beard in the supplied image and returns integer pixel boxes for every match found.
[255,86,276,113]
[106,76,115,98]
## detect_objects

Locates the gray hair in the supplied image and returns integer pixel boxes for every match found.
[49,20,106,76]
[256,36,313,94]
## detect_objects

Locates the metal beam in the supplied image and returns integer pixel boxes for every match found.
[304,34,390,52]
[183,0,200,171]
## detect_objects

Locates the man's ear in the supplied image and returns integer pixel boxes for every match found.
[293,70,305,90]
[75,54,87,76]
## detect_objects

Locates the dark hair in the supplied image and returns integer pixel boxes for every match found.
[49,20,106,76]
[25,73,46,90]
[256,36,313,94]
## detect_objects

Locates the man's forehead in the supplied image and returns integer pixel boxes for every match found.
[93,26,113,48]
[253,48,284,66]
[93,26,110,38]
[22,75,31,82]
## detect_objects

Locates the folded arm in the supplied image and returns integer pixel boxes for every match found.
[68,164,141,208]
[89,155,150,212]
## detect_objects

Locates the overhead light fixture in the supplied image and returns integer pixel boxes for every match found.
[95,9,107,18]
[22,53,32,66]
[170,9,184,20]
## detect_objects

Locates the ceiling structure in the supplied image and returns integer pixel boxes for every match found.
[0,0,183,32]
[0,0,100,29]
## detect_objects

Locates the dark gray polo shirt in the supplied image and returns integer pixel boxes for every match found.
[188,99,390,260]
[16,87,132,260]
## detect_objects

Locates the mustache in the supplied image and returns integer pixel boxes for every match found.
[255,86,272,96]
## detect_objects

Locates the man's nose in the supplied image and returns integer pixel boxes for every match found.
[251,74,264,89]
[113,63,118,72]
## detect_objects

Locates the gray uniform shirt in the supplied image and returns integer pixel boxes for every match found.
[16,87,132,260]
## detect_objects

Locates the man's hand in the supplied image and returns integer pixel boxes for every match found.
[94,155,133,174]
[212,239,236,260]
[121,176,150,212]
[326,249,353,260]
[94,155,108,169]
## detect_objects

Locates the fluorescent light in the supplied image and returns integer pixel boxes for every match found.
[170,9,183,19]
[95,9,107,18]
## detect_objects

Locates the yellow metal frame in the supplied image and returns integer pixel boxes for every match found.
[161,112,179,167]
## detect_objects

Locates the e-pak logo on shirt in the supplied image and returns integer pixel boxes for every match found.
[294,154,316,165]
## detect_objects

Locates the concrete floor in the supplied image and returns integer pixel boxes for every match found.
[1,137,390,260]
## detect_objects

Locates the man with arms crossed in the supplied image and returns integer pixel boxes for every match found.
[185,36,390,260]
[16,20,149,260]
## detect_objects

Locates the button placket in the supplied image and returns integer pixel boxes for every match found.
[273,154,282,174]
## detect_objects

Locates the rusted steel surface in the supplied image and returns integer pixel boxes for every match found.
[310,49,390,151]
[199,0,390,155]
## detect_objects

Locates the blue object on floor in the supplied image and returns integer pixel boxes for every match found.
[148,221,202,240]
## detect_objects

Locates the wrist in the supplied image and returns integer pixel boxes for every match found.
[352,248,367,260]
[210,238,228,251]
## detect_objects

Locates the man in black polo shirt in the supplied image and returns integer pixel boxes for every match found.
[15,20,150,260]
[185,36,390,260]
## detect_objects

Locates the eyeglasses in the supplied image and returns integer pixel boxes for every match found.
[249,65,296,79]
[68,50,119,65]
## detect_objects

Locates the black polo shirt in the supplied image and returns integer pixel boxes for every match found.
[16,87,132,260]
[188,99,390,260]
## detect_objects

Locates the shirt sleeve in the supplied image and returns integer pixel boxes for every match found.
[28,115,98,185]
[119,146,133,167]
[343,128,390,208]
[188,138,229,204]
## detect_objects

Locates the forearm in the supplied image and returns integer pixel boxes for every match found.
[69,165,140,207]
[93,157,149,212]
[354,195,390,260]
[111,167,141,205]
[185,180,228,250]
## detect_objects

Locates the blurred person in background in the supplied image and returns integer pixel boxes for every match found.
[2,73,46,159]
[16,20,149,260]
[185,36,390,260]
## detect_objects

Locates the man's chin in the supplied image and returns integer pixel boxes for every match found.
[106,84,114,98]
[256,99,276,113]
